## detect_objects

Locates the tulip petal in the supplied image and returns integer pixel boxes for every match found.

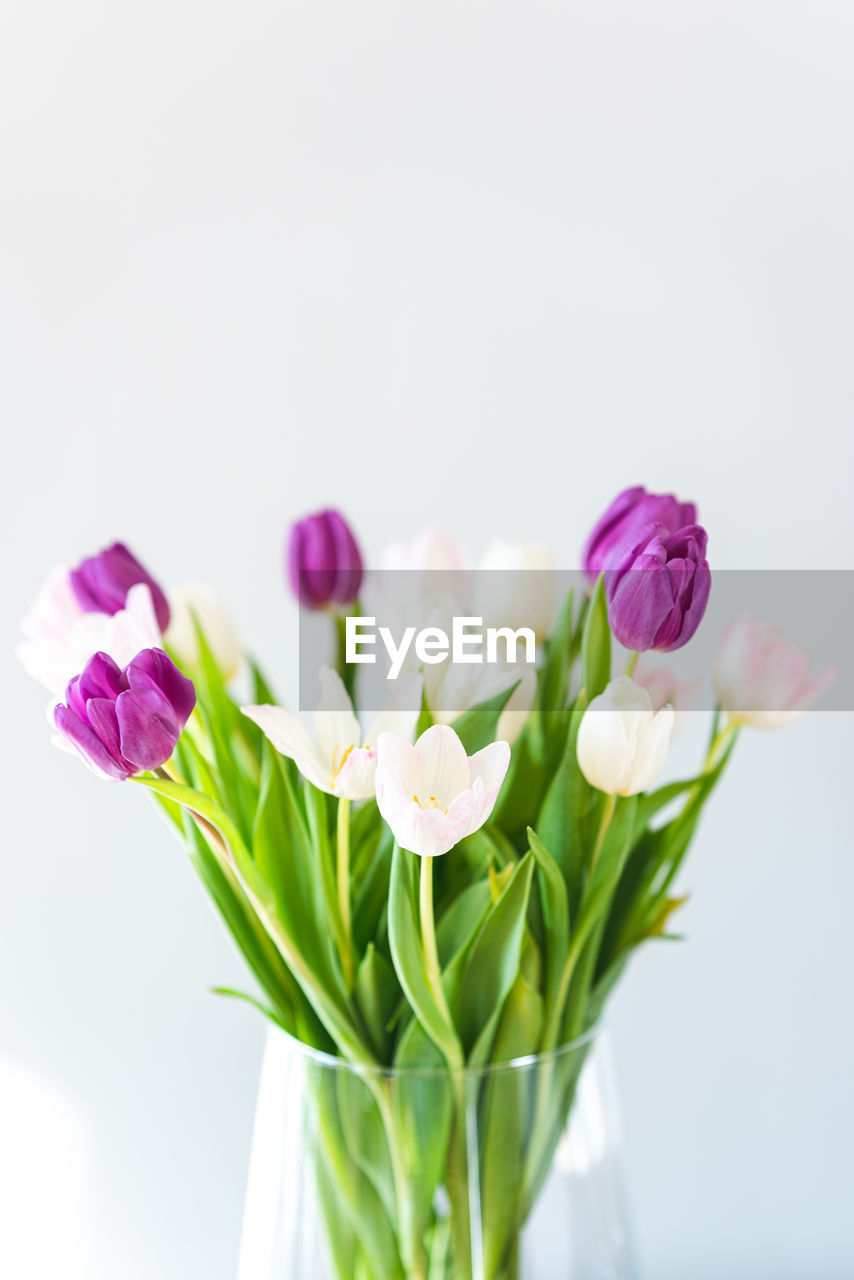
[334,746,379,800]
[242,703,332,791]
[409,724,471,810]
[576,699,635,795]
[376,731,419,791]
[467,740,511,807]
[125,648,196,725]
[625,705,674,793]
[85,696,129,770]
[53,703,130,780]
[115,688,181,771]
[313,666,362,771]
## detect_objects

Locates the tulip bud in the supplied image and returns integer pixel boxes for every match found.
[53,648,196,780]
[287,509,364,610]
[582,486,697,583]
[576,675,674,796]
[476,540,557,640]
[605,523,711,653]
[380,529,468,573]
[69,542,170,631]
[165,584,242,681]
[714,612,836,729]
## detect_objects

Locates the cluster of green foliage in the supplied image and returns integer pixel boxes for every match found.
[136,580,732,1280]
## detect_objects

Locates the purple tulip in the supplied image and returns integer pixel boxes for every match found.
[582,486,698,583]
[69,542,170,631]
[54,648,195,780]
[287,509,364,609]
[604,523,711,653]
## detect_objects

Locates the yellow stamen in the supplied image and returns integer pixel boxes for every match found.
[332,743,355,778]
[412,793,446,812]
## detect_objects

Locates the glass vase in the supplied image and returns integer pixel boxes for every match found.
[237,1025,636,1280]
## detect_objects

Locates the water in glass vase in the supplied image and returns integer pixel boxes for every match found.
[237,1026,635,1280]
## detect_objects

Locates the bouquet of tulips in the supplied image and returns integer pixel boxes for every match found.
[19,489,833,1280]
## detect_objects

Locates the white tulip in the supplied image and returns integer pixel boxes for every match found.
[17,568,161,695]
[380,529,469,574]
[576,676,674,797]
[376,724,510,858]
[165,583,242,681]
[243,667,423,800]
[475,540,557,640]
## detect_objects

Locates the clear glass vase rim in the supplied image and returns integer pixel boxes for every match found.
[266,1020,603,1080]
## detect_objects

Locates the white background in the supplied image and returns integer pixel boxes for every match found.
[2,3,853,1277]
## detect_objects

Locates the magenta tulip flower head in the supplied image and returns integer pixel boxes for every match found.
[70,542,170,631]
[53,648,196,780]
[605,523,711,653]
[582,486,698,583]
[287,508,364,610]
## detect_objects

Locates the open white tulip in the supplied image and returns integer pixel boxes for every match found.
[714,613,835,730]
[243,668,423,800]
[576,676,674,797]
[165,583,242,682]
[375,724,510,858]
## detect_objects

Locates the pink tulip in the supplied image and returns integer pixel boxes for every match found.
[714,613,835,729]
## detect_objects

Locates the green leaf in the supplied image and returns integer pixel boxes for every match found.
[450,681,520,754]
[536,585,579,743]
[388,844,463,1069]
[355,945,400,1060]
[415,683,434,739]
[527,827,570,1009]
[179,810,301,1036]
[602,745,735,966]
[252,743,344,999]
[560,795,638,1042]
[580,573,611,701]
[335,1069,397,1226]
[491,726,548,842]
[209,986,292,1032]
[453,852,535,1057]
[535,693,594,906]
[392,1019,454,1252]
[316,1075,405,1280]
[191,619,258,840]
[316,1154,359,1280]
[134,775,370,1062]
[436,879,495,968]
[248,656,277,705]
[352,827,395,953]
[479,972,545,1277]
[634,776,701,833]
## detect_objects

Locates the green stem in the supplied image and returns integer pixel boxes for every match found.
[588,791,617,881]
[419,857,455,1037]
[624,650,639,677]
[705,719,737,772]
[335,608,358,703]
[418,861,472,1276]
[337,798,354,989]
[370,1079,428,1280]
